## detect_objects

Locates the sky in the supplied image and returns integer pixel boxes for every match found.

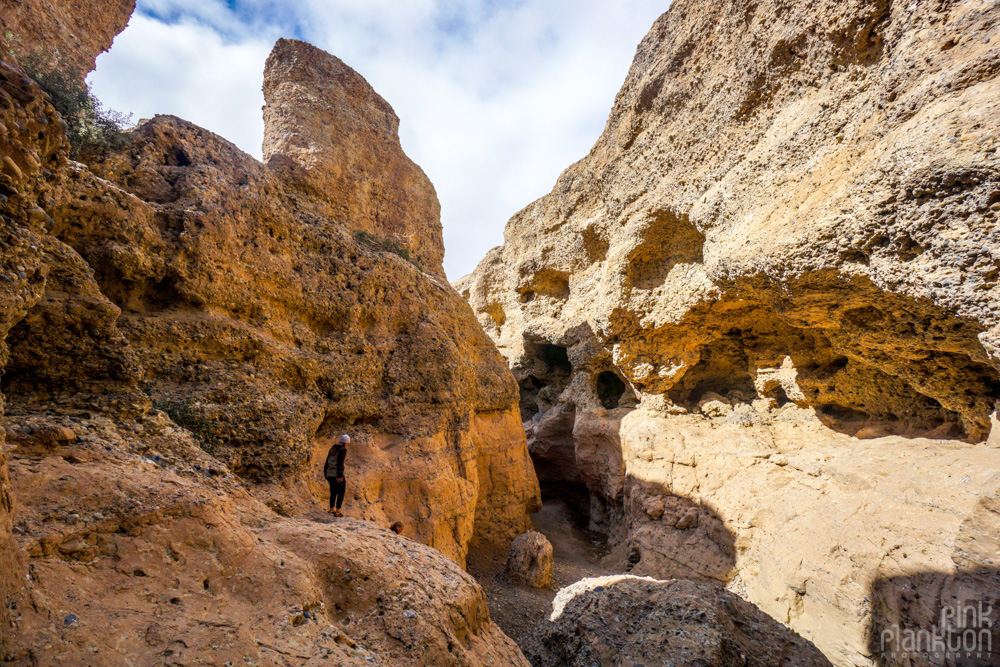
[89,0,668,280]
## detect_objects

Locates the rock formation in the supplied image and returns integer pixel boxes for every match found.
[522,575,832,666]
[263,39,445,277]
[0,3,538,663]
[22,36,541,567]
[505,530,553,589]
[461,0,1000,664]
[0,0,135,76]
[2,410,528,665]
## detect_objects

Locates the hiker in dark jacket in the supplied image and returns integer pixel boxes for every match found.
[325,434,349,516]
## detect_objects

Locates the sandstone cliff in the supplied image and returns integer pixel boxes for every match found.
[26,37,539,566]
[0,0,134,76]
[461,0,1000,664]
[263,38,445,277]
[0,5,537,662]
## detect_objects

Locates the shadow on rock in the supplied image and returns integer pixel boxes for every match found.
[618,474,737,585]
[868,566,1000,667]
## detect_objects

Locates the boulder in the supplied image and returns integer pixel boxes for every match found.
[505,530,554,589]
[522,575,832,667]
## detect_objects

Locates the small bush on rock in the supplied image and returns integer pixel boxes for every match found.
[354,230,422,270]
[7,37,132,161]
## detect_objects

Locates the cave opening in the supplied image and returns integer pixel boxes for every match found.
[768,385,791,407]
[536,342,571,375]
[516,340,573,424]
[595,370,627,409]
[535,478,593,530]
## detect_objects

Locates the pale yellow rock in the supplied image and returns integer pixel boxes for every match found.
[460,0,1000,664]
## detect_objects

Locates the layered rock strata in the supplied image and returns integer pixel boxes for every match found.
[461,0,1000,664]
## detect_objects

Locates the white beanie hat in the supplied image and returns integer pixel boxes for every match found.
[339,434,351,444]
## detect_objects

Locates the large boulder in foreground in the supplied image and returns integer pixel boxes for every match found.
[522,575,832,667]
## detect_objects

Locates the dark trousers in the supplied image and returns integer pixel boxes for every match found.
[328,477,346,509]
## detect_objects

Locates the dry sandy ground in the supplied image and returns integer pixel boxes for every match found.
[468,499,622,646]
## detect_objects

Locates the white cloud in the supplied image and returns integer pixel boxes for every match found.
[89,0,668,279]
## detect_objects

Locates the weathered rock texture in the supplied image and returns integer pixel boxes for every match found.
[505,530,553,589]
[263,38,445,277]
[522,575,832,667]
[24,36,540,567]
[0,14,536,665]
[461,0,1000,664]
[2,411,528,666]
[0,0,134,76]
[57,106,539,564]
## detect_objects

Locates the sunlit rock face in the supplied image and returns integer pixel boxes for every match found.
[0,0,135,77]
[0,10,537,662]
[263,38,446,278]
[460,0,1000,663]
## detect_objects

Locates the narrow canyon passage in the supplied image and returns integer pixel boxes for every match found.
[468,496,618,645]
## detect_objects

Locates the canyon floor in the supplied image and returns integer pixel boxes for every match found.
[469,498,616,645]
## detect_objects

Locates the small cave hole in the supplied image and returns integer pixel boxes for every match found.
[537,343,571,375]
[596,371,628,410]
[770,385,791,407]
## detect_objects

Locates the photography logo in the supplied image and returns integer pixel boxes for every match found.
[879,601,995,663]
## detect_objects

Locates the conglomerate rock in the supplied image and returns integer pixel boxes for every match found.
[0,0,134,76]
[34,36,540,566]
[521,575,832,667]
[460,0,1000,664]
[263,38,446,277]
[1,410,528,666]
[0,9,536,663]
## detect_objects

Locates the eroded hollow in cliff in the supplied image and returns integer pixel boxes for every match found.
[595,370,636,410]
[517,340,573,423]
[642,280,1000,442]
[625,209,705,290]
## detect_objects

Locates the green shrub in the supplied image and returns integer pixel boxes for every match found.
[155,400,220,454]
[354,230,421,269]
[6,36,132,161]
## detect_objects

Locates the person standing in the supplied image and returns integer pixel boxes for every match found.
[325,434,349,516]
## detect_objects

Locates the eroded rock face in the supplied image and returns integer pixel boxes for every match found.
[0,25,535,665]
[2,411,528,666]
[263,38,445,277]
[0,0,134,76]
[25,37,540,566]
[57,107,538,563]
[522,575,832,667]
[461,0,1000,664]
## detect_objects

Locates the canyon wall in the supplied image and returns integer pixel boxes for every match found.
[460,0,1000,664]
[0,6,536,663]
[0,0,135,75]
